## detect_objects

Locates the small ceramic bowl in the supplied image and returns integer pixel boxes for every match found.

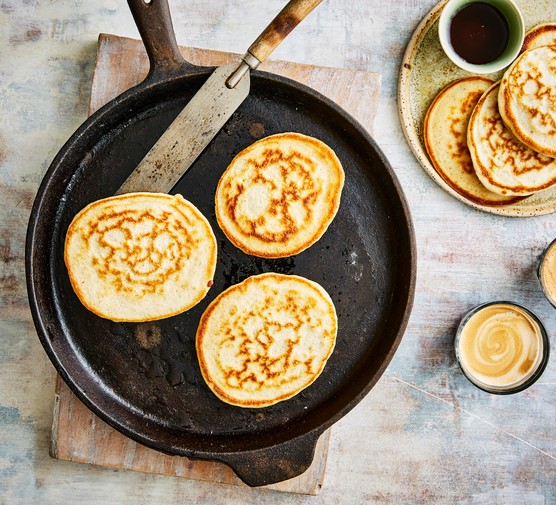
[454,301,549,394]
[538,238,556,308]
[438,0,525,74]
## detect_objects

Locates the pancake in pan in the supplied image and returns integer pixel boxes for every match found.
[215,133,344,258]
[521,23,556,53]
[64,192,217,322]
[498,45,556,158]
[468,82,556,196]
[196,273,337,408]
[424,76,524,206]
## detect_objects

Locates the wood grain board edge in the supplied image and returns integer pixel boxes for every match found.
[52,379,331,494]
[90,34,381,134]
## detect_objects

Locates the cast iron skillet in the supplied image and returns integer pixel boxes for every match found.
[26,0,416,487]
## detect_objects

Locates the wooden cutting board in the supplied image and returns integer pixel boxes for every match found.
[50,33,381,495]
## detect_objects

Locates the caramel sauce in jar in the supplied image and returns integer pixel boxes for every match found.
[455,302,548,393]
[539,239,556,308]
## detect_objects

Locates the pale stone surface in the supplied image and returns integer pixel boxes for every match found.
[1,0,555,504]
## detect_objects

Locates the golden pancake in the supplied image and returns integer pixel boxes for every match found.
[521,23,556,53]
[64,192,217,322]
[468,82,556,196]
[424,76,524,206]
[196,273,337,408]
[498,45,556,158]
[215,133,344,258]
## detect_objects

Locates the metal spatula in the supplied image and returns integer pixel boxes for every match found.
[117,0,323,195]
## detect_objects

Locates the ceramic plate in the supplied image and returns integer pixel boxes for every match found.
[398,0,556,216]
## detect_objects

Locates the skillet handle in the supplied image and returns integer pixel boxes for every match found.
[127,0,195,79]
[217,432,321,487]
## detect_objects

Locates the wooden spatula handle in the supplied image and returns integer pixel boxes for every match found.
[248,0,323,64]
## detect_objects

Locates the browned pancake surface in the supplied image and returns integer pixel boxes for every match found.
[196,273,337,408]
[499,45,556,159]
[215,133,344,258]
[521,23,556,53]
[469,83,556,195]
[64,192,217,322]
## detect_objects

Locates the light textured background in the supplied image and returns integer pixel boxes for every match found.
[0,0,554,504]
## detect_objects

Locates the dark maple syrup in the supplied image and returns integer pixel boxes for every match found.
[450,2,509,64]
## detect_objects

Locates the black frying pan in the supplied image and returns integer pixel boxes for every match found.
[26,0,416,487]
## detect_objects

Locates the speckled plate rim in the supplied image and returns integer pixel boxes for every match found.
[398,0,556,217]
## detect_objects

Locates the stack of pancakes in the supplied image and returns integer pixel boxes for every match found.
[424,23,556,204]
[64,133,344,408]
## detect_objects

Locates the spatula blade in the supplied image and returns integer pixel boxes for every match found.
[117,63,250,195]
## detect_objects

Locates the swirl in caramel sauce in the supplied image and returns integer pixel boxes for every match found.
[457,303,543,389]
